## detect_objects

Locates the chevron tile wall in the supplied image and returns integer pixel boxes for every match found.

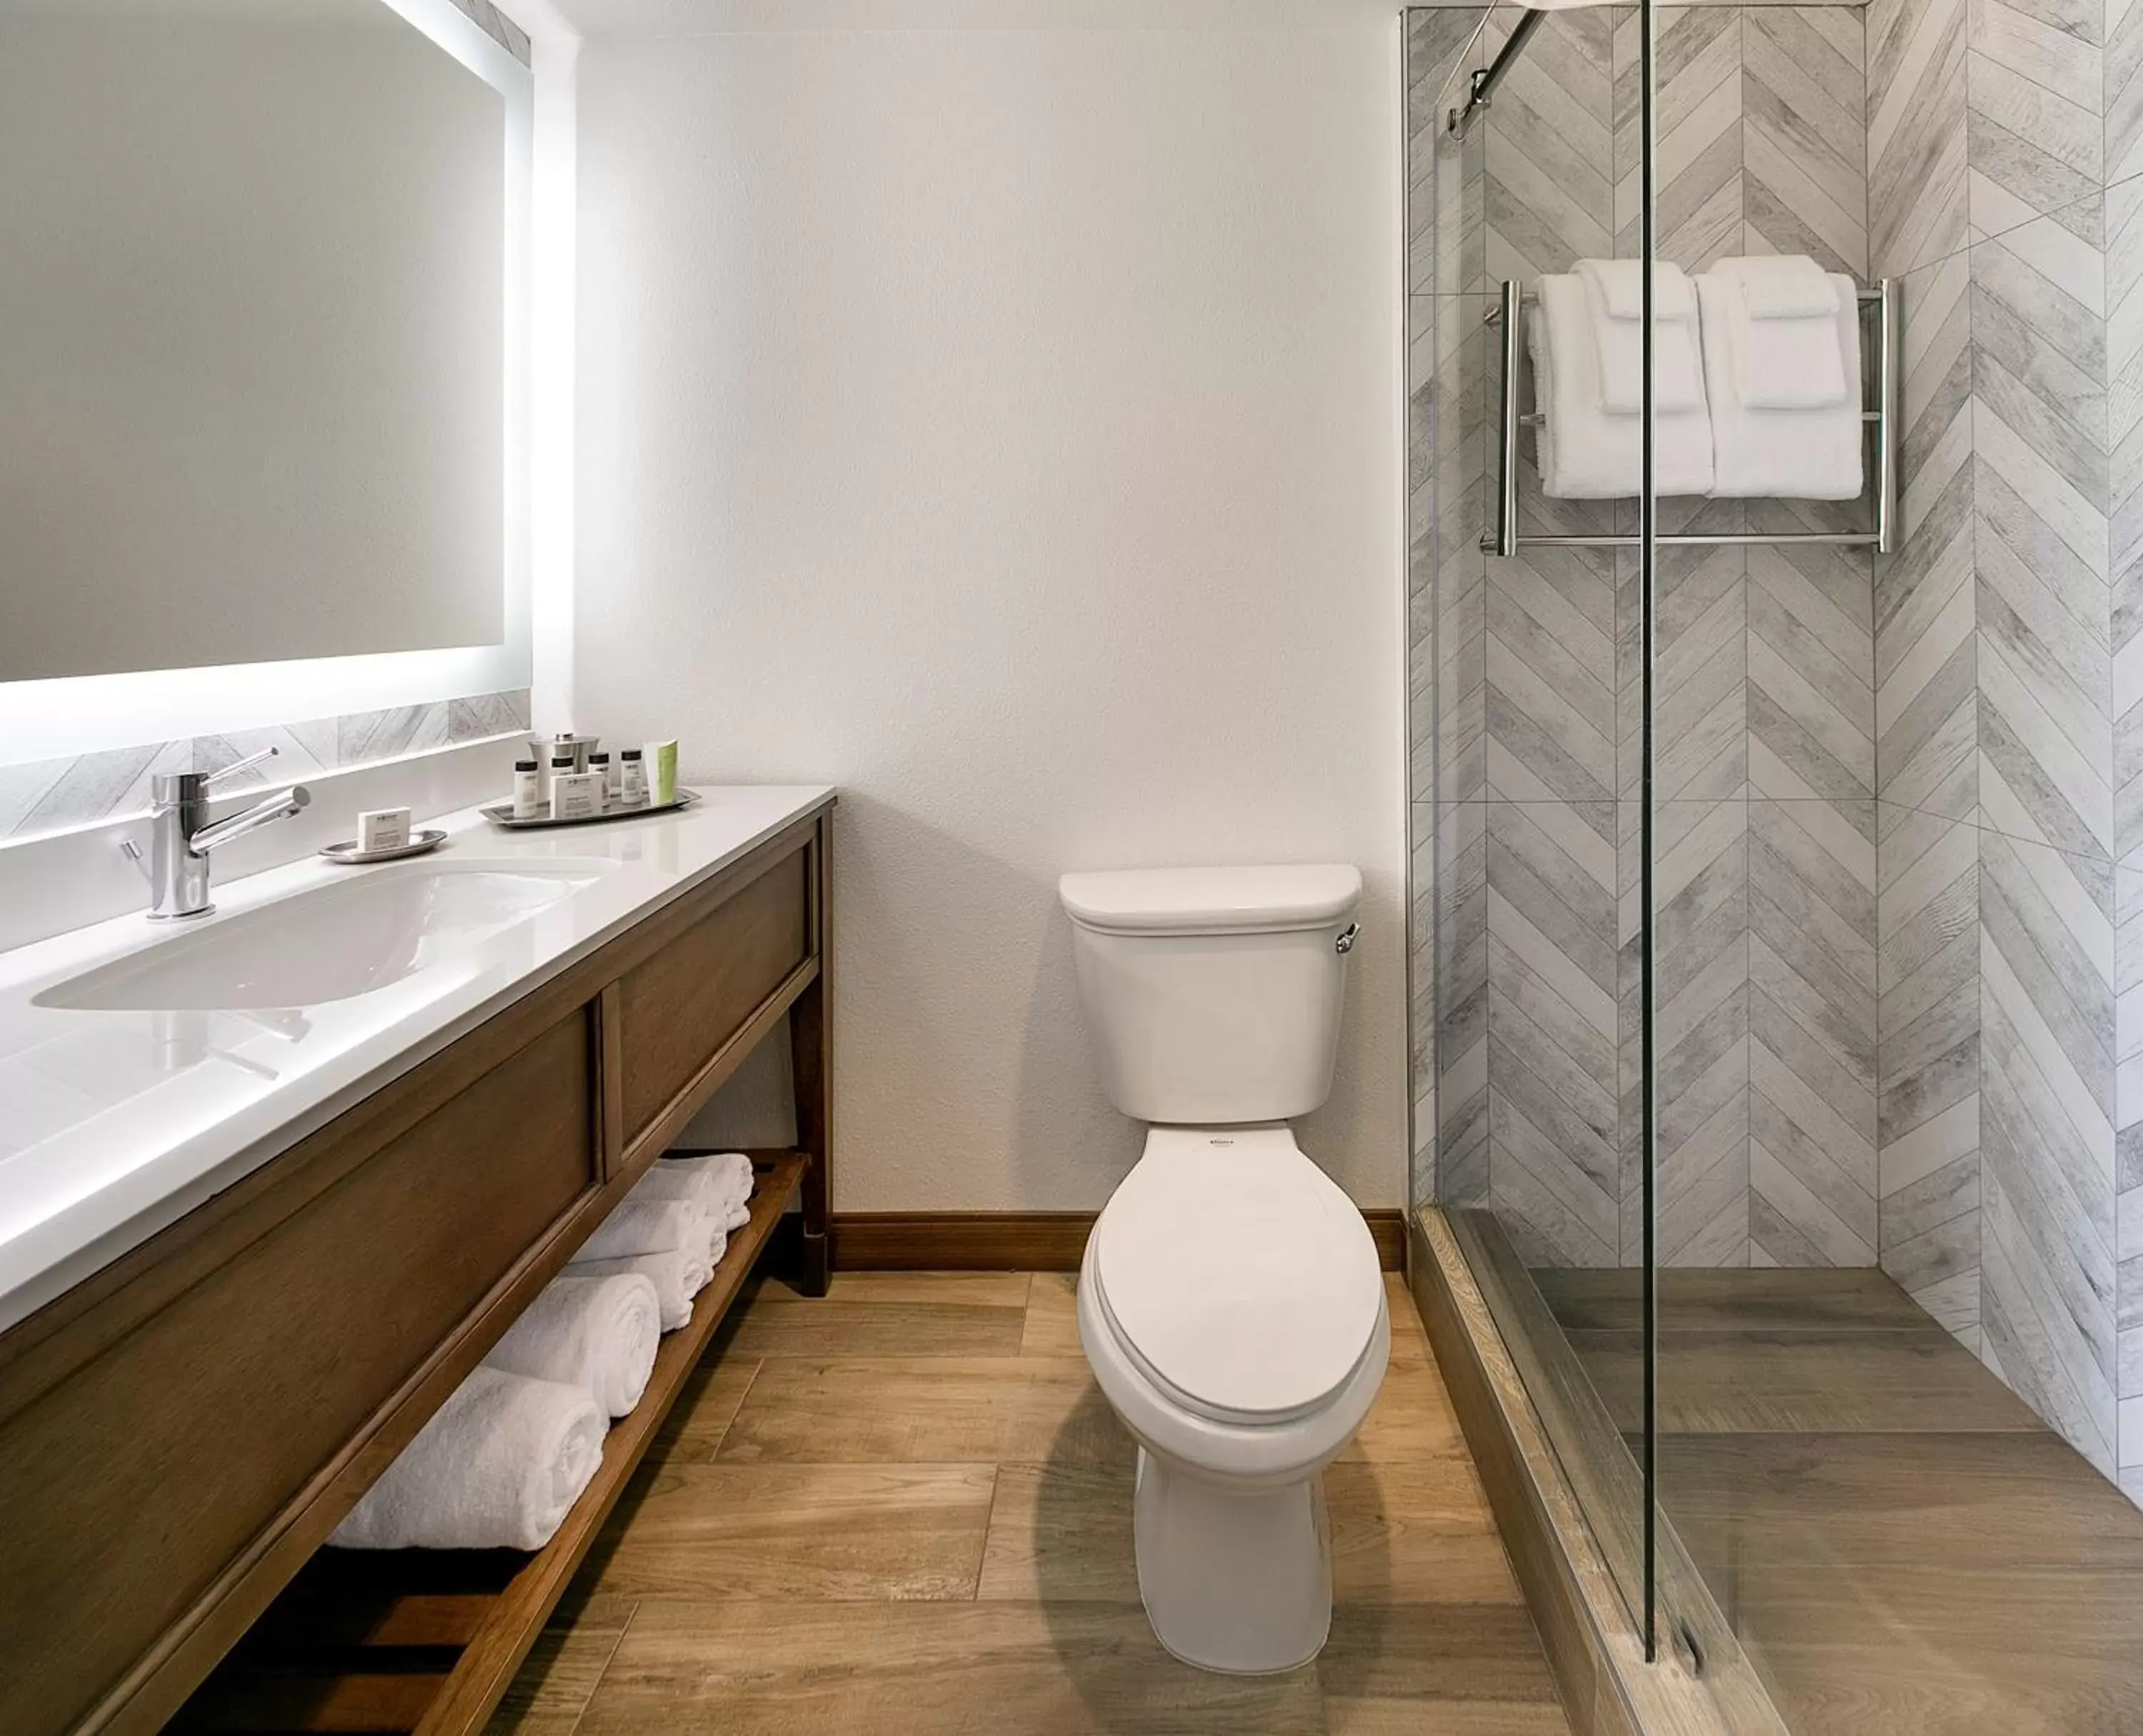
[1407,0,2143,1500]
[1417,5,1880,1274]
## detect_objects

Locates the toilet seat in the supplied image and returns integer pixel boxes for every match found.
[1090,1126,1382,1427]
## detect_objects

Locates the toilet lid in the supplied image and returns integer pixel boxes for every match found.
[1092,1132,1383,1422]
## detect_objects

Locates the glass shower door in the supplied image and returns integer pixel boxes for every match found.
[1410,0,1668,1655]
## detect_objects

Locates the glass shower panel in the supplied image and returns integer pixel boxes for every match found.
[1409,0,1662,1646]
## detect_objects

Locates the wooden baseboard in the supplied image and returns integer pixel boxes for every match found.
[812,1208,1406,1272]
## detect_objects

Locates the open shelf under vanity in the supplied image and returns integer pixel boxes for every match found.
[169,1149,807,1736]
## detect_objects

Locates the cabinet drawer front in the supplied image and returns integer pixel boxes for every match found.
[618,847,809,1143]
[0,1010,596,1736]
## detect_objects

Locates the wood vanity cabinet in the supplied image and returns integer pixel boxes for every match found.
[0,800,834,1736]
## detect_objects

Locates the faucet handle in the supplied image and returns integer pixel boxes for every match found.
[119,837,151,884]
[203,744,280,788]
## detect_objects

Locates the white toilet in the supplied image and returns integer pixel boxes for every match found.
[1059,862,1387,1675]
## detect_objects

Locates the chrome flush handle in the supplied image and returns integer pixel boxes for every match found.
[1334,922,1359,955]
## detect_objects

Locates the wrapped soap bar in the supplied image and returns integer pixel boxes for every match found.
[551,771,605,821]
[358,807,411,852]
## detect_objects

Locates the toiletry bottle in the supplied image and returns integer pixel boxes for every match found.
[620,747,647,807]
[512,757,541,819]
[646,739,679,806]
[549,754,575,814]
[593,752,617,807]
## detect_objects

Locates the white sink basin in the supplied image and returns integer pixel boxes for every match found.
[33,861,616,1012]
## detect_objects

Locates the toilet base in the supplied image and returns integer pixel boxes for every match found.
[1132,1445,1333,1674]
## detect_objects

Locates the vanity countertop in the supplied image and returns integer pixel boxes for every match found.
[0,784,835,1335]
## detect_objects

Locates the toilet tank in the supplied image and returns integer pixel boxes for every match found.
[1059,864,1362,1125]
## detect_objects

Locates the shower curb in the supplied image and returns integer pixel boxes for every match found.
[1408,1207,1786,1736]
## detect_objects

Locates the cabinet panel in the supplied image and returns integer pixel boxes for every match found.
[0,1009,596,1736]
[617,848,809,1143]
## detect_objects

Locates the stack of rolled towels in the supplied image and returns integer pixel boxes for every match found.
[1528,253,1863,502]
[331,1152,758,1552]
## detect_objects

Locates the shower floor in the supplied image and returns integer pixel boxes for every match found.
[1531,1266,2143,1735]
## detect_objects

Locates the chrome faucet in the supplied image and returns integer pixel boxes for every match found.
[121,747,311,920]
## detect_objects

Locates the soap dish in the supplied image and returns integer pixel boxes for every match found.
[319,828,449,865]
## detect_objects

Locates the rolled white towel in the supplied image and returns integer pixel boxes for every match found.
[484,1273,661,1419]
[569,1247,711,1331]
[576,1194,708,1263]
[330,1367,605,1552]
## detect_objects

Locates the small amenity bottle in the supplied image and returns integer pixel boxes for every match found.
[512,757,541,819]
[645,739,679,806]
[593,752,618,806]
[619,747,647,807]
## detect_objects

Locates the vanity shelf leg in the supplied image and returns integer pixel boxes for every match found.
[790,814,834,1296]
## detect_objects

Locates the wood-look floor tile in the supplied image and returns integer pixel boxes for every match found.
[1572,1327,2044,1434]
[1325,1460,1523,1606]
[975,1460,1139,1602]
[1344,1357,1468,1463]
[523,1266,1567,1736]
[481,1597,635,1736]
[1722,1562,2143,1736]
[1316,1602,1566,1732]
[719,1357,1128,1465]
[575,1599,1327,1736]
[650,1354,762,1462]
[1659,1430,2143,1572]
[585,1462,996,1601]
[1534,1266,1929,1332]
[1383,1274,1432,1367]
[1021,1272,1082,1356]
[720,1288,1028,1359]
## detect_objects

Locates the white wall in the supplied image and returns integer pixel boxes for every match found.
[574,14,1406,1210]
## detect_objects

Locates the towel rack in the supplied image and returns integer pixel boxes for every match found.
[1481,276,1901,557]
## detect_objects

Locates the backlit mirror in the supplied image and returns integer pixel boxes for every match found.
[0,0,528,684]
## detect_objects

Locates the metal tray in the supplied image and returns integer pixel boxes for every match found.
[479,789,698,830]
[319,827,449,865]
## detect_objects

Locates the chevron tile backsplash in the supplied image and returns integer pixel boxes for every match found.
[0,692,531,846]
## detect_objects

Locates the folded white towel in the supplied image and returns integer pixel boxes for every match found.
[650,1152,756,1232]
[576,1194,709,1264]
[330,1368,605,1551]
[1574,259,1704,414]
[1532,276,1715,500]
[1696,271,1864,499]
[1718,251,1835,319]
[1709,256,1845,409]
[569,1247,711,1331]
[1575,256,1697,321]
[484,1273,661,1419]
